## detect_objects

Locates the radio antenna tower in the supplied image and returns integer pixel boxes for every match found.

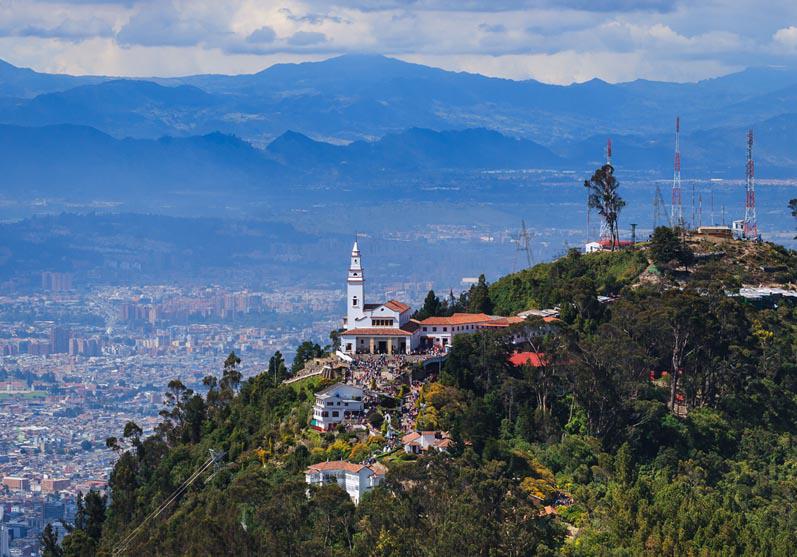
[671,116,683,229]
[743,129,758,240]
[653,183,669,229]
[596,138,613,242]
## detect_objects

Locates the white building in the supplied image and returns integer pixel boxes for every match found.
[304,460,386,504]
[416,313,529,351]
[310,383,364,431]
[337,242,534,355]
[401,431,452,454]
[416,313,493,351]
[340,241,420,354]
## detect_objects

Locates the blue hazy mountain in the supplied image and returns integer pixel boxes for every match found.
[0,58,106,98]
[4,117,797,205]
[0,124,283,196]
[0,124,563,197]
[0,80,225,138]
[4,55,797,150]
[267,127,563,171]
[2,54,797,188]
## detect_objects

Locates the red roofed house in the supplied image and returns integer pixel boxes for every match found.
[416,313,495,351]
[509,352,546,367]
[304,460,386,504]
[401,431,452,454]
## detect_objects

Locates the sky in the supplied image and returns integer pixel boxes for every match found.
[1,0,797,84]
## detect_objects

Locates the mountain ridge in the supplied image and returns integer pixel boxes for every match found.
[3,54,797,150]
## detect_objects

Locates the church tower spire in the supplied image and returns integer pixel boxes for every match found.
[346,240,365,329]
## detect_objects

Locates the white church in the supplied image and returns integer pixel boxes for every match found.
[339,240,420,355]
[339,241,526,355]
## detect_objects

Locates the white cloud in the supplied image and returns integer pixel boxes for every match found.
[773,26,797,51]
[0,0,793,82]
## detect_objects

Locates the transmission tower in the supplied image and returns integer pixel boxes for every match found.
[743,129,758,240]
[513,220,533,271]
[653,183,670,229]
[671,116,683,229]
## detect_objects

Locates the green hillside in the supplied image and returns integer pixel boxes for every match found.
[51,236,797,557]
[489,249,648,316]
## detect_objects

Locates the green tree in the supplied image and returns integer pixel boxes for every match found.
[650,226,693,270]
[329,328,343,351]
[291,341,325,375]
[415,289,443,320]
[220,351,242,395]
[585,163,626,250]
[41,523,63,557]
[61,529,95,557]
[268,351,288,385]
[467,274,494,314]
[80,490,107,543]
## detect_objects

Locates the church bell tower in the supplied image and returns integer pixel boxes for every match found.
[346,240,365,329]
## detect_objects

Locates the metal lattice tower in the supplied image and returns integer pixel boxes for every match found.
[598,138,613,241]
[653,183,669,229]
[513,220,533,271]
[743,129,758,240]
[671,116,683,229]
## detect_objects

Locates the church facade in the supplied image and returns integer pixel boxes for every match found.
[338,241,534,355]
[339,241,421,354]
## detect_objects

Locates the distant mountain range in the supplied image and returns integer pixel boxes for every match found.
[2,53,797,192]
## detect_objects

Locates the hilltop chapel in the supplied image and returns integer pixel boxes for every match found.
[338,241,526,355]
[339,241,418,355]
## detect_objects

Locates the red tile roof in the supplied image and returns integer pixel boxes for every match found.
[341,327,412,336]
[384,300,411,313]
[401,432,421,444]
[419,313,492,326]
[594,239,633,247]
[305,460,385,476]
[480,316,527,327]
[509,352,546,367]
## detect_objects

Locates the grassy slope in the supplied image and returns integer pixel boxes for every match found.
[489,249,649,316]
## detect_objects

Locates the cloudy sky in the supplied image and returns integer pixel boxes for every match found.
[1,0,797,84]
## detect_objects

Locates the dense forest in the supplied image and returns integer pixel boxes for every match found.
[45,227,797,557]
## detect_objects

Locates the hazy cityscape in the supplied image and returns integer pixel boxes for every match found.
[1,1,797,555]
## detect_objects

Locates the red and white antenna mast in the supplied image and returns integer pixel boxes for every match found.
[598,138,613,242]
[743,129,758,240]
[671,116,683,228]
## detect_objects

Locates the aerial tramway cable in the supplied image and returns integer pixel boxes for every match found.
[112,450,223,555]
